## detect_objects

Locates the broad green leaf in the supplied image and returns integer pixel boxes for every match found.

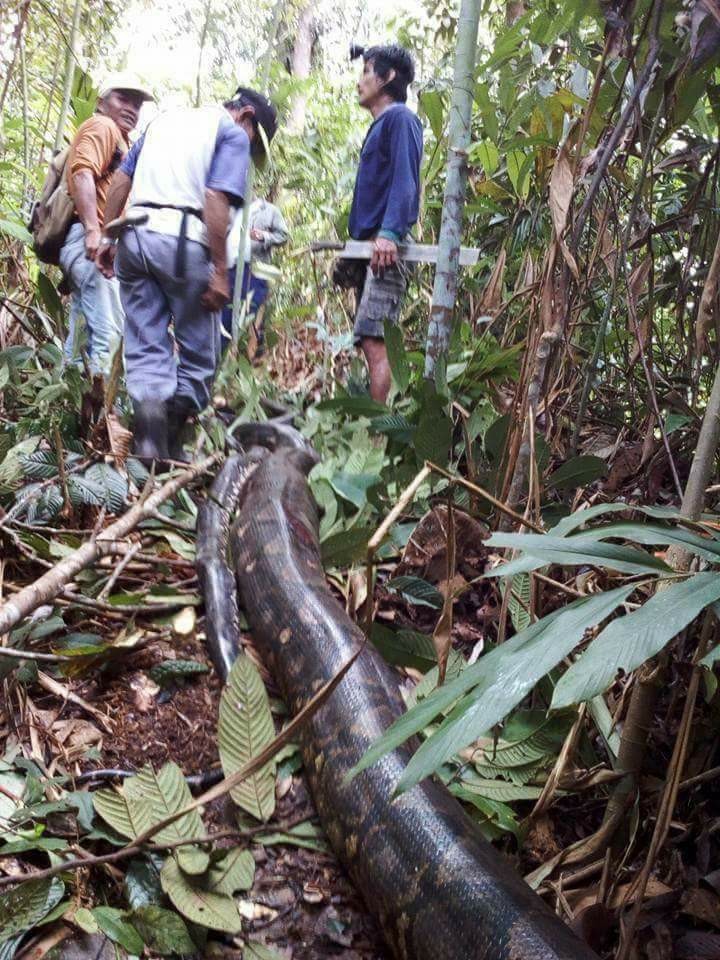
[448,786,520,836]
[413,402,452,467]
[160,858,241,934]
[576,522,720,563]
[474,711,572,773]
[255,820,328,852]
[369,413,414,443]
[124,858,164,909]
[469,139,499,176]
[384,320,410,393]
[329,471,379,509]
[315,396,388,417]
[385,575,443,609]
[370,625,438,671]
[91,906,144,954]
[457,775,543,802]
[0,220,31,244]
[700,643,720,670]
[0,878,64,943]
[131,905,196,955]
[553,573,720,708]
[207,847,255,895]
[124,764,208,875]
[506,149,530,199]
[321,526,372,567]
[394,584,633,794]
[508,573,531,631]
[485,532,672,575]
[350,587,632,784]
[219,655,276,822]
[84,463,129,513]
[546,455,607,490]
[93,787,155,840]
[419,88,445,141]
[36,274,63,323]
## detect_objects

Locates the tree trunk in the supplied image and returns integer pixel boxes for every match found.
[53,0,82,151]
[424,0,482,378]
[287,2,315,135]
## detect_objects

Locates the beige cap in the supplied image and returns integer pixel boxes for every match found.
[99,73,154,102]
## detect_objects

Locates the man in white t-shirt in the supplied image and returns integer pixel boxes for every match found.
[223,197,289,356]
[97,87,277,463]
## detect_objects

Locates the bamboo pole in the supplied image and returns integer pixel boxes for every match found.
[53,0,82,152]
[424,0,482,377]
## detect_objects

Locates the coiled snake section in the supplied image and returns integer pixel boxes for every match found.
[201,437,597,960]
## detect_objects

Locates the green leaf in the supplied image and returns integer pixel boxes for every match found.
[255,820,328,852]
[315,396,388,417]
[0,220,32,245]
[321,526,372,567]
[149,659,209,688]
[124,764,208,875]
[84,463,129,513]
[207,847,255,895]
[448,786,520,836]
[124,858,164,909]
[546,455,608,490]
[385,575,443,609]
[419,89,445,141]
[20,450,58,481]
[329,471,380,509]
[508,573,531,632]
[485,532,672,575]
[91,906,144,954]
[370,625,438,671]
[0,878,64,943]
[455,773,543,802]
[36,274,63,323]
[506,149,530,199]
[413,408,452,466]
[384,320,410,392]
[553,573,720,707]
[160,858,241,933]
[576,522,720,563]
[349,586,632,785]
[93,787,155,840]
[469,139,499,176]
[369,413,414,443]
[219,655,276,822]
[67,473,106,508]
[130,905,196,955]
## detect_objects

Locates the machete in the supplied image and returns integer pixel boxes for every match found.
[308,239,480,266]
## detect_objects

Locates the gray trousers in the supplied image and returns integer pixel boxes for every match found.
[116,229,221,411]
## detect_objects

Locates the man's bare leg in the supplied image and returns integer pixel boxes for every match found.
[361,336,391,403]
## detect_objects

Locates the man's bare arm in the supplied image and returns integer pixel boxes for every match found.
[201,188,231,311]
[95,170,132,278]
[72,169,101,259]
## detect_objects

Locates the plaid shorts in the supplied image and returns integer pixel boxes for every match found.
[353,262,408,345]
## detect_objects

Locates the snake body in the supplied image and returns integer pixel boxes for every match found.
[203,438,597,960]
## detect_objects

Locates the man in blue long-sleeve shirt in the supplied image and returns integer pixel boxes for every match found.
[343,44,423,402]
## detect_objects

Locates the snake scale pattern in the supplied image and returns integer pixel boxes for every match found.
[199,430,597,960]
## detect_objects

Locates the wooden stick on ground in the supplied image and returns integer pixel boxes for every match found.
[0,454,221,637]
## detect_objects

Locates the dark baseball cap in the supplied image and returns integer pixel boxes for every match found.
[230,86,278,162]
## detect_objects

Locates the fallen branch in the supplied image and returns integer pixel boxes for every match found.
[0,455,220,637]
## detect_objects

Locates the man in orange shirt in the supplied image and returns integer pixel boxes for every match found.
[59,74,153,376]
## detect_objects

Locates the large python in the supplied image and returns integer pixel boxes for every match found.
[198,429,597,960]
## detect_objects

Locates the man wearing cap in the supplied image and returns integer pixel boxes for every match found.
[59,74,153,376]
[97,87,277,463]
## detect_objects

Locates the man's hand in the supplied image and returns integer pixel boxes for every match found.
[201,267,231,312]
[95,241,116,279]
[371,237,398,276]
[250,227,264,242]
[84,226,102,260]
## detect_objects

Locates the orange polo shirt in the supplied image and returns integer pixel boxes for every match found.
[67,115,129,226]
